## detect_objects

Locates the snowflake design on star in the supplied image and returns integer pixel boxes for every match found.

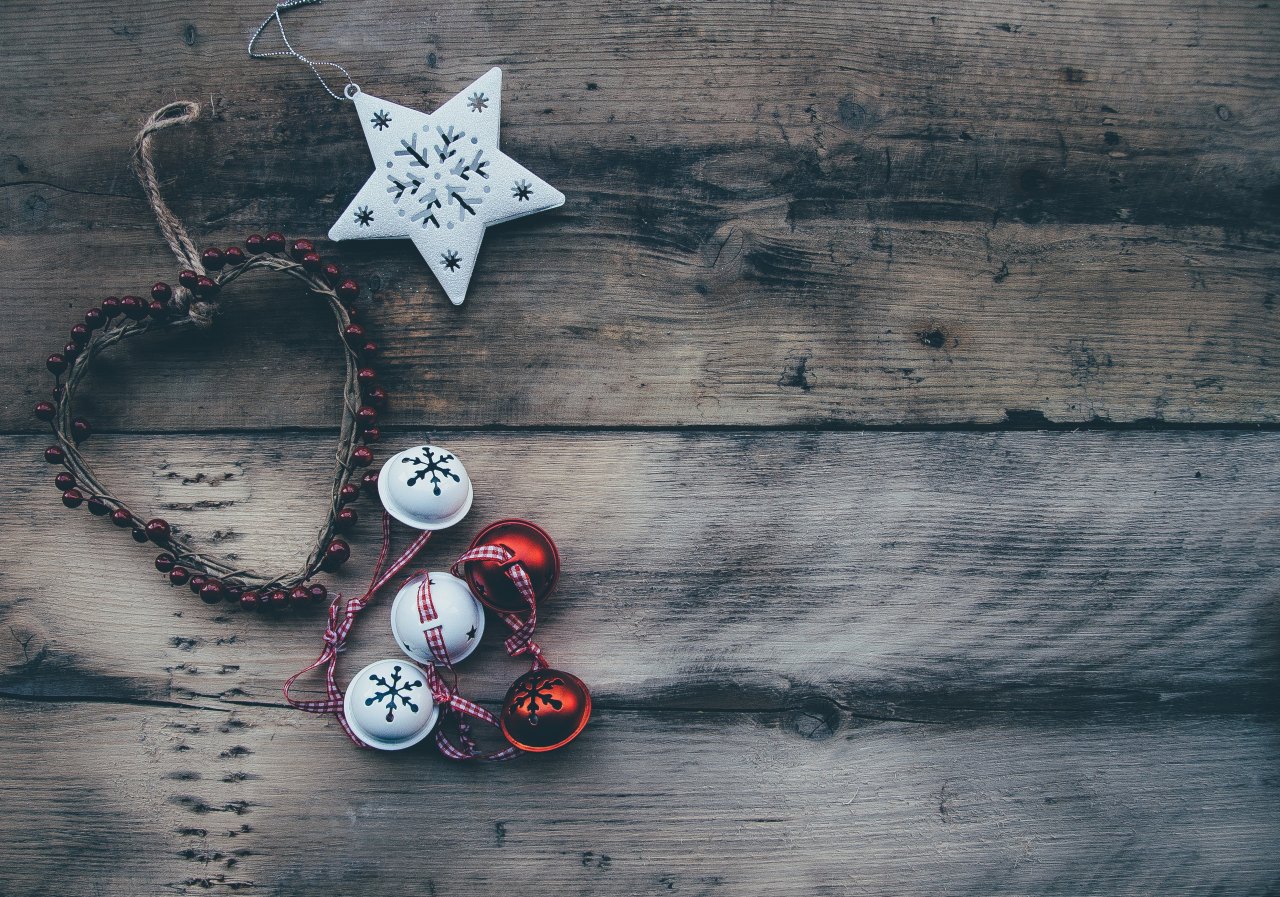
[402,447,461,495]
[364,665,422,722]
[509,674,566,726]
[329,68,567,304]
[354,206,374,227]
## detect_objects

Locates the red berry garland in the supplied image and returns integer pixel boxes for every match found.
[33,236,384,608]
[29,100,391,611]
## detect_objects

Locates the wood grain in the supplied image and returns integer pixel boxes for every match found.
[3,0,1278,429]
[2,700,1276,897]
[3,0,1278,893]
[4,432,1277,716]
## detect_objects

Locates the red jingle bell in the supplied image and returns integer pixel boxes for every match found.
[500,669,591,753]
[461,518,561,613]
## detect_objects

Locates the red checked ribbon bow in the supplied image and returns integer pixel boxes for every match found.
[413,575,520,761]
[451,546,549,672]
[282,513,433,748]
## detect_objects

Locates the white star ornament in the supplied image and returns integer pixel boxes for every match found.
[328,67,564,305]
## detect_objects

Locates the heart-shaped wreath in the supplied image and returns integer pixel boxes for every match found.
[32,102,384,612]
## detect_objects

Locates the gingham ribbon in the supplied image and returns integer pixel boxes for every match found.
[451,546,549,671]
[283,513,433,748]
[414,575,520,761]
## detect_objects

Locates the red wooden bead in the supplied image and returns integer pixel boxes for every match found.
[245,234,265,253]
[357,367,377,386]
[301,251,322,271]
[101,296,121,317]
[239,589,261,611]
[120,295,147,320]
[86,496,111,516]
[71,418,91,443]
[130,527,149,544]
[169,565,191,586]
[54,472,76,490]
[155,553,176,573]
[202,247,226,270]
[362,426,380,443]
[288,585,311,606]
[264,232,286,252]
[367,386,388,409]
[290,239,315,260]
[322,262,342,283]
[308,583,328,603]
[111,508,133,528]
[268,588,289,610]
[151,282,173,303]
[344,323,366,342]
[200,579,225,604]
[224,246,246,266]
[188,574,207,594]
[69,324,90,347]
[339,483,360,505]
[361,470,379,495]
[33,401,56,422]
[46,354,68,376]
[62,342,80,363]
[359,341,379,357]
[148,300,168,319]
[62,488,84,508]
[84,307,105,330]
[351,446,374,467]
[320,538,351,571]
[335,507,358,531]
[194,276,219,299]
[43,445,65,464]
[356,405,378,428]
[145,518,171,543]
[336,279,360,300]
[178,270,199,289]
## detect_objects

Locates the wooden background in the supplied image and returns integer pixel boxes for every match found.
[2,1,1278,894]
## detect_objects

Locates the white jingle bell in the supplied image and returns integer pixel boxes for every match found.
[378,444,473,530]
[343,658,439,751]
[390,572,486,666]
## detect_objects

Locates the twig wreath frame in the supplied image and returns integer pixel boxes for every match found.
[33,102,386,610]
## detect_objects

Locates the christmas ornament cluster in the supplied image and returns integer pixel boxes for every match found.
[286,443,592,758]
[33,10,584,762]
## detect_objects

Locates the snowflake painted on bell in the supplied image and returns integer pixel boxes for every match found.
[328,68,566,305]
[403,447,461,495]
[364,664,423,722]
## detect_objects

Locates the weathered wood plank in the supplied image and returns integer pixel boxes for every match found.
[3,0,1278,428]
[4,432,1277,716]
[0,700,1276,896]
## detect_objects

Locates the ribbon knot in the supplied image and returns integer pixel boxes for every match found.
[283,516,433,748]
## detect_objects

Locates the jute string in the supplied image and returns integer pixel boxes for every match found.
[51,101,367,591]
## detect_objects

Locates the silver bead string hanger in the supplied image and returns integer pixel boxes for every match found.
[248,0,360,101]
